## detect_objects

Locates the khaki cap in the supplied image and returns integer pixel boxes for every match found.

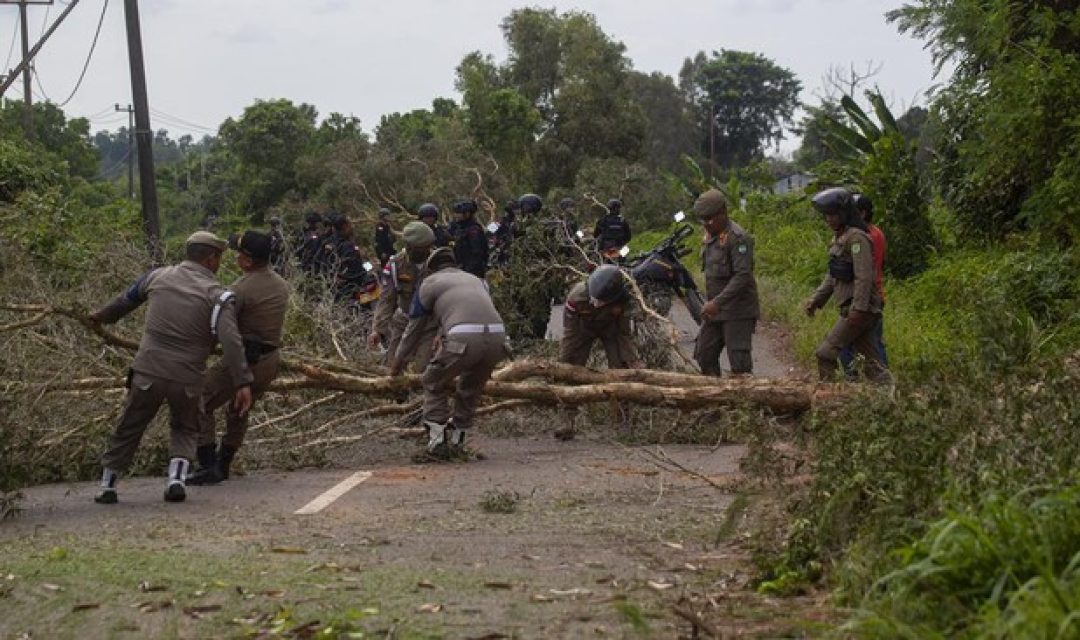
[402,221,435,247]
[692,189,728,219]
[185,230,228,251]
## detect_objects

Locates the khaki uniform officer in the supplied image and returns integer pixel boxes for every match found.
[189,230,290,485]
[559,265,644,370]
[803,187,892,384]
[693,189,760,375]
[389,248,509,456]
[368,221,435,367]
[90,231,253,504]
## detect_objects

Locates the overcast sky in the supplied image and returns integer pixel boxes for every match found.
[3,0,944,154]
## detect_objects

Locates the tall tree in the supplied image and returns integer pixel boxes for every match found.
[217,99,318,220]
[458,8,646,192]
[680,49,802,169]
[625,71,698,173]
[889,0,1080,241]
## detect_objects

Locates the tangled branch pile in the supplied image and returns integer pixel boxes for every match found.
[0,240,832,496]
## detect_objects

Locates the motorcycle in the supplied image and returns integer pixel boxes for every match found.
[627,216,704,325]
[345,261,381,317]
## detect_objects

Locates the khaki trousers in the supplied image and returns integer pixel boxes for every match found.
[694,318,755,376]
[101,372,201,471]
[197,352,280,450]
[421,332,508,430]
[815,313,892,384]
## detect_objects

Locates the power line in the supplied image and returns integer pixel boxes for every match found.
[31,64,50,101]
[3,17,17,71]
[96,145,131,179]
[149,107,216,133]
[38,2,49,39]
[53,0,109,106]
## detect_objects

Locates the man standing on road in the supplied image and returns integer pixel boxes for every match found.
[693,189,760,376]
[390,247,509,458]
[90,231,253,504]
[839,193,888,375]
[295,211,323,275]
[803,187,892,384]
[188,231,289,486]
[327,215,370,302]
[594,198,632,254]
[419,203,452,248]
[368,221,435,367]
[374,207,397,267]
[450,200,489,279]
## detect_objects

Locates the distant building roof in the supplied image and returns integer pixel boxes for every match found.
[773,173,815,195]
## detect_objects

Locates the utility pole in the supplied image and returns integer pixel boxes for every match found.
[123,0,162,265]
[0,1,73,100]
[115,103,135,199]
[18,1,32,138]
[708,103,716,182]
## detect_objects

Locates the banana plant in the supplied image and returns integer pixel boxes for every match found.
[821,90,904,161]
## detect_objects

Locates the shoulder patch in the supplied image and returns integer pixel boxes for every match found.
[851,243,862,255]
[737,244,748,254]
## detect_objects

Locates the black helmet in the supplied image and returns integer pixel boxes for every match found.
[812,187,865,230]
[586,265,629,305]
[269,216,282,226]
[559,197,575,211]
[518,193,543,215]
[452,200,478,215]
[418,203,439,219]
[304,211,323,225]
[853,193,874,223]
[606,198,622,214]
[378,207,391,218]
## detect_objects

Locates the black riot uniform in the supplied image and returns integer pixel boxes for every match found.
[451,200,489,278]
[594,199,632,251]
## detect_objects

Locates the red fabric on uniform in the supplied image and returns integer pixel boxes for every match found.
[867,224,887,301]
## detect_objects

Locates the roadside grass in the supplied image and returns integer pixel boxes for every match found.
[4,531,655,639]
[844,484,1080,638]
[0,535,450,638]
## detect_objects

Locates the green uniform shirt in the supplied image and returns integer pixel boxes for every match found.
[701,220,760,321]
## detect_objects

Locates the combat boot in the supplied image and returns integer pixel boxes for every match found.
[217,445,238,480]
[164,457,189,503]
[186,444,222,486]
[424,420,448,453]
[94,468,119,504]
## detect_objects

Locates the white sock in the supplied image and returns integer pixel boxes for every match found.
[167,458,189,485]
[100,468,118,489]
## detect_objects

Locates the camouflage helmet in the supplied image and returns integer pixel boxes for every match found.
[692,190,728,220]
[402,221,435,247]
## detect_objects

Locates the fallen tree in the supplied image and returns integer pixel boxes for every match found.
[1,302,841,415]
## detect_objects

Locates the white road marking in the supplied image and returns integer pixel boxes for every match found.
[294,471,372,515]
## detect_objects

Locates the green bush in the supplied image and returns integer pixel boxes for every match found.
[846,484,1080,638]
[766,354,1080,609]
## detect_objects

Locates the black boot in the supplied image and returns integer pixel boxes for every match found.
[187,444,222,486]
[217,445,238,480]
